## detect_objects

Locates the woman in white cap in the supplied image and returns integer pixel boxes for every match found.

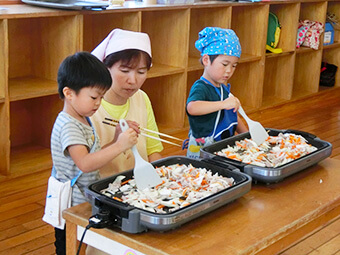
[90,29,163,178]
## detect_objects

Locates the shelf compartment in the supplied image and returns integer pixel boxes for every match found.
[299,1,327,25]
[188,6,232,69]
[229,60,264,109]
[142,9,189,70]
[10,95,62,176]
[231,4,268,60]
[82,11,140,52]
[322,47,340,88]
[8,15,79,88]
[9,76,57,102]
[10,144,52,178]
[293,50,323,99]
[325,2,340,51]
[142,73,186,132]
[262,54,295,108]
[270,3,300,52]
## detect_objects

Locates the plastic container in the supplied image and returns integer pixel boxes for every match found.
[324,22,334,45]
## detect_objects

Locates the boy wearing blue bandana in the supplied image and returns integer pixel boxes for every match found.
[186,27,248,158]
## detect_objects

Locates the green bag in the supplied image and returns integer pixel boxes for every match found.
[266,12,282,53]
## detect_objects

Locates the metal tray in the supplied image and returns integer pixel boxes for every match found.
[85,156,251,233]
[201,128,332,184]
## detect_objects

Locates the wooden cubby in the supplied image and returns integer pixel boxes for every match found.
[188,6,232,71]
[1,1,340,178]
[262,3,299,107]
[293,1,327,99]
[230,4,268,110]
[322,1,340,88]
[83,11,141,52]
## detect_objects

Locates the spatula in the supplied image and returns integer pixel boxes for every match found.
[119,119,162,190]
[237,105,269,145]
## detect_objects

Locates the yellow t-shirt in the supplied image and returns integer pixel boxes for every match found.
[90,90,163,177]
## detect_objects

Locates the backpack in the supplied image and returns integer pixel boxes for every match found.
[266,12,283,53]
[320,62,338,87]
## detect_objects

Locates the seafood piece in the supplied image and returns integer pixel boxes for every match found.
[100,164,235,214]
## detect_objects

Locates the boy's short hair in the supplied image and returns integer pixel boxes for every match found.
[57,51,112,99]
[199,54,219,65]
[103,49,152,70]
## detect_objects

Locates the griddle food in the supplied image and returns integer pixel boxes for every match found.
[215,133,317,168]
[101,164,235,214]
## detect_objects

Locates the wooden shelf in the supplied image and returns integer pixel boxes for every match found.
[238,53,262,63]
[291,89,315,100]
[296,47,320,54]
[319,85,338,92]
[323,41,340,50]
[187,54,262,72]
[10,144,52,178]
[265,51,295,59]
[261,96,290,108]
[147,63,185,78]
[9,77,57,102]
[188,57,203,72]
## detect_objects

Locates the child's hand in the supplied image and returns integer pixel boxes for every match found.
[116,128,138,152]
[222,96,241,112]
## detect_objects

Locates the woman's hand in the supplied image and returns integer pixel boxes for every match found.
[113,120,140,142]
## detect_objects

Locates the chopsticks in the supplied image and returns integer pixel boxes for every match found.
[102,117,183,147]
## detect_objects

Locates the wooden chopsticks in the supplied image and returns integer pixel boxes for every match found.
[102,117,183,147]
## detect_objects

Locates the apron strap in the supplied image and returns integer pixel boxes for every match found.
[200,77,223,137]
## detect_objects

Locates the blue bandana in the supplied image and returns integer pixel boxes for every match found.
[195,27,241,58]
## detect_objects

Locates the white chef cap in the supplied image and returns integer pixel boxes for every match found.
[91,29,152,62]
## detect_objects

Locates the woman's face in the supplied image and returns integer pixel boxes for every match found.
[107,55,148,104]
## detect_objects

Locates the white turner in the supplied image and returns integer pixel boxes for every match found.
[119,119,162,190]
[237,105,269,145]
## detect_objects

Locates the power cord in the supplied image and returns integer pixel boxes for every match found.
[76,209,113,255]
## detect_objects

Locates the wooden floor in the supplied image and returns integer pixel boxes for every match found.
[1,87,340,255]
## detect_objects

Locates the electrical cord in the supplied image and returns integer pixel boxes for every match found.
[76,209,113,255]
[76,223,93,255]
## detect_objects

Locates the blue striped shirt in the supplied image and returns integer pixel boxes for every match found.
[51,111,100,206]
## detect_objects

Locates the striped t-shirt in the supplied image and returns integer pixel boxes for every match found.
[50,111,100,206]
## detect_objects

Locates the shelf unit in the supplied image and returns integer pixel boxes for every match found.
[0,1,339,178]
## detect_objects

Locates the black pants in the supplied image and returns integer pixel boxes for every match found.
[54,227,66,255]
